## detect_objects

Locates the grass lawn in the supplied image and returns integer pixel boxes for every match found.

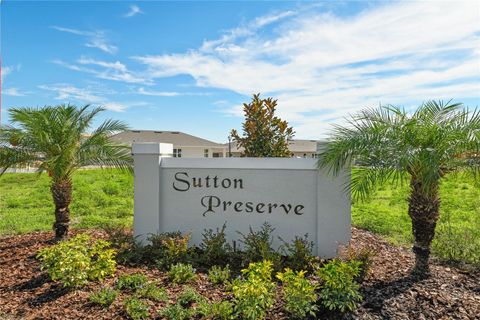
[0,169,133,234]
[1,169,478,265]
[352,174,480,265]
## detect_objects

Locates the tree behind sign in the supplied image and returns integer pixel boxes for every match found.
[231,94,294,157]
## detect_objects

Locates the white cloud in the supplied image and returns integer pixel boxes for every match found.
[51,26,118,54]
[38,84,132,112]
[134,1,480,138]
[103,102,127,112]
[124,4,144,18]
[53,58,151,84]
[137,87,211,97]
[3,88,26,97]
[77,57,147,83]
[201,10,295,52]
[85,38,118,55]
[137,87,180,97]
[38,84,105,103]
[2,66,14,80]
[1,64,21,81]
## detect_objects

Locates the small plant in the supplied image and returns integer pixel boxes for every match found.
[137,282,168,302]
[276,268,318,318]
[432,221,480,267]
[198,300,234,320]
[150,232,190,269]
[238,222,280,266]
[316,259,362,313]
[177,286,205,307]
[124,297,149,320]
[241,259,274,282]
[279,234,315,271]
[36,234,116,287]
[208,265,231,285]
[230,260,276,320]
[117,273,148,290]
[200,223,232,267]
[345,247,375,283]
[168,263,197,284]
[158,303,195,320]
[102,181,121,195]
[89,287,117,308]
[103,225,145,265]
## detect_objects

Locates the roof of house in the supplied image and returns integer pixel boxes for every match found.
[110,130,225,147]
[287,139,321,152]
[227,139,324,153]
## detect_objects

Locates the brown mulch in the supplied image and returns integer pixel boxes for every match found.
[0,228,478,320]
[349,229,479,320]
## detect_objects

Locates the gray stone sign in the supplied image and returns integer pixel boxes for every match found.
[132,143,351,258]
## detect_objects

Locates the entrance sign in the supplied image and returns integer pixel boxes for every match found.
[132,143,350,258]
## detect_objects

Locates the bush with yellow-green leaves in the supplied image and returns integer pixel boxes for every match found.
[229,260,276,320]
[37,234,116,287]
[277,268,318,318]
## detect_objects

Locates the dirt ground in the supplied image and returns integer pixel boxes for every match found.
[0,228,478,320]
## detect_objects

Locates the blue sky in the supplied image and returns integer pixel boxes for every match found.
[2,1,479,142]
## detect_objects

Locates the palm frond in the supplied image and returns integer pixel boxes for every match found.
[348,167,403,201]
[319,100,479,200]
[1,104,132,181]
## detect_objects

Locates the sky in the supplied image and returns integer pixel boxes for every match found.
[1,0,479,143]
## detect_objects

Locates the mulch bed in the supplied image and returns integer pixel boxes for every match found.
[0,228,478,320]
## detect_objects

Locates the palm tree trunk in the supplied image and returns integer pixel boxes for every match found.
[408,177,440,278]
[51,179,72,240]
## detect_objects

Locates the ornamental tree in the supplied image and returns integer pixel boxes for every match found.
[318,101,479,278]
[230,94,294,157]
[0,105,132,240]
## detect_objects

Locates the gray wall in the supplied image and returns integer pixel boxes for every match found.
[133,143,350,258]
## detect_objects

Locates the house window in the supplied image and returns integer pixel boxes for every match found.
[173,148,182,158]
[204,149,209,158]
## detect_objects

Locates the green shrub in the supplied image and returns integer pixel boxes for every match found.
[241,259,274,282]
[136,282,168,302]
[103,226,145,265]
[316,259,362,313]
[117,273,148,290]
[230,260,276,320]
[102,181,121,196]
[168,263,197,284]
[89,287,117,308]
[177,286,205,307]
[279,235,315,271]
[208,265,231,285]
[124,297,150,320]
[432,222,480,267]
[276,268,318,318]
[36,234,116,287]
[238,222,280,266]
[198,300,234,320]
[158,303,195,320]
[149,232,190,269]
[200,223,232,267]
[346,247,375,283]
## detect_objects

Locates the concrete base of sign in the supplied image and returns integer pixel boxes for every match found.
[133,143,350,258]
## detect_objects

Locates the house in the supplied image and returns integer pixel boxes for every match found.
[110,130,227,158]
[227,139,322,158]
[111,130,324,158]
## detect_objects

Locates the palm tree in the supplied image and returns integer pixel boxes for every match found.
[0,105,132,240]
[318,101,479,278]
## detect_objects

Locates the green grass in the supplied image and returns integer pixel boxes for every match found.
[352,174,480,266]
[0,169,478,266]
[0,169,133,234]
